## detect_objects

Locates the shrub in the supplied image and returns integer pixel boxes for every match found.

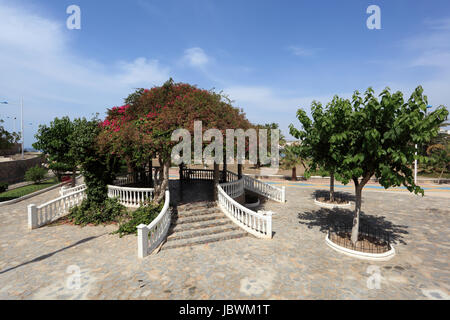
[0,182,8,193]
[24,166,48,184]
[114,201,164,237]
[67,197,126,226]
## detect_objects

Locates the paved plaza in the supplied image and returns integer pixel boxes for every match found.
[0,182,449,300]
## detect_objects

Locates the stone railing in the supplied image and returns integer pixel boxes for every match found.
[60,184,87,197]
[220,178,244,199]
[107,185,154,208]
[113,174,135,187]
[217,184,272,239]
[28,188,86,230]
[137,190,171,258]
[181,168,215,181]
[243,175,285,203]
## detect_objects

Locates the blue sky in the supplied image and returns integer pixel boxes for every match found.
[0,0,449,147]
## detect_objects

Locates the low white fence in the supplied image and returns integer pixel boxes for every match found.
[60,184,87,196]
[243,175,285,203]
[137,190,171,258]
[28,189,86,230]
[107,185,154,208]
[113,174,135,187]
[220,179,244,199]
[217,184,272,239]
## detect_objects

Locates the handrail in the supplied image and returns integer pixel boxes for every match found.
[243,175,285,203]
[107,185,154,208]
[217,184,272,239]
[60,184,87,196]
[137,190,171,258]
[219,178,244,199]
[28,188,87,229]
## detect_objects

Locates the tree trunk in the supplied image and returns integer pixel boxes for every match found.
[438,168,444,184]
[213,161,220,201]
[330,173,335,202]
[351,185,362,244]
[238,164,243,179]
[222,154,227,183]
[148,158,153,187]
[292,167,297,181]
[71,168,77,187]
[154,160,169,204]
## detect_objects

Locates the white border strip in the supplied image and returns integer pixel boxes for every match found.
[314,199,352,209]
[325,234,396,261]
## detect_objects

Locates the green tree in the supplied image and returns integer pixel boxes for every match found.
[33,117,77,186]
[426,144,449,183]
[24,166,47,184]
[289,97,351,202]
[334,87,447,244]
[0,119,19,150]
[71,116,121,206]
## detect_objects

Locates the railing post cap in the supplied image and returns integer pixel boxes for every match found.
[137,224,148,230]
[28,204,36,208]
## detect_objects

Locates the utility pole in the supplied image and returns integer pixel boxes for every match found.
[21,97,24,160]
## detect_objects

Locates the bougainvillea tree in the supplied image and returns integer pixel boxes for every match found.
[98,79,252,203]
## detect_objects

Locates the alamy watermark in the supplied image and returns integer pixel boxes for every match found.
[66,5,81,30]
[366,5,381,30]
[171,121,280,169]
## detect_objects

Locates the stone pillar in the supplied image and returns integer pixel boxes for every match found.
[137,224,149,259]
[28,204,38,230]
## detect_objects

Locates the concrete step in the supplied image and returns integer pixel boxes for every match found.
[167,224,242,241]
[171,212,224,225]
[161,229,248,250]
[175,207,222,218]
[176,201,216,212]
[170,218,232,232]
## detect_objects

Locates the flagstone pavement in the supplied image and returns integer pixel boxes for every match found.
[0,184,449,300]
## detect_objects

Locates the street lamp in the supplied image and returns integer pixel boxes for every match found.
[414,105,433,185]
[0,98,24,160]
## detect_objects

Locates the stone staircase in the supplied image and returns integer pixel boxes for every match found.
[161,201,248,250]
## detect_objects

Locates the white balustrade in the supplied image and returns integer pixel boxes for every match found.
[60,184,87,196]
[220,179,244,199]
[113,174,135,186]
[28,189,87,230]
[107,185,154,208]
[217,185,272,239]
[137,190,171,258]
[243,175,285,203]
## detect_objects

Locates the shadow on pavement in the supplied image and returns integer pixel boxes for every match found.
[297,208,409,245]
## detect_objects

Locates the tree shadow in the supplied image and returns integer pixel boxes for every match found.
[0,235,104,275]
[297,208,409,245]
[312,189,356,203]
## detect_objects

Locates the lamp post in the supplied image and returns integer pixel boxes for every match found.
[1,98,24,160]
[414,105,433,185]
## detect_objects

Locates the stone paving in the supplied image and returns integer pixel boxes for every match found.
[0,183,449,300]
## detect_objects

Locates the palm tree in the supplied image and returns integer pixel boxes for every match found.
[281,145,305,181]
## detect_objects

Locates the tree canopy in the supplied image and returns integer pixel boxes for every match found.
[290,86,448,244]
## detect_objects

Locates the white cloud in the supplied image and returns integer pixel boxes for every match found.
[287,46,317,57]
[0,1,171,146]
[182,47,211,68]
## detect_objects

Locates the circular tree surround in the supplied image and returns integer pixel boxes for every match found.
[314,198,351,209]
[325,228,395,261]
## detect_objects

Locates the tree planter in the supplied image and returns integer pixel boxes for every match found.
[314,198,351,209]
[325,233,396,261]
